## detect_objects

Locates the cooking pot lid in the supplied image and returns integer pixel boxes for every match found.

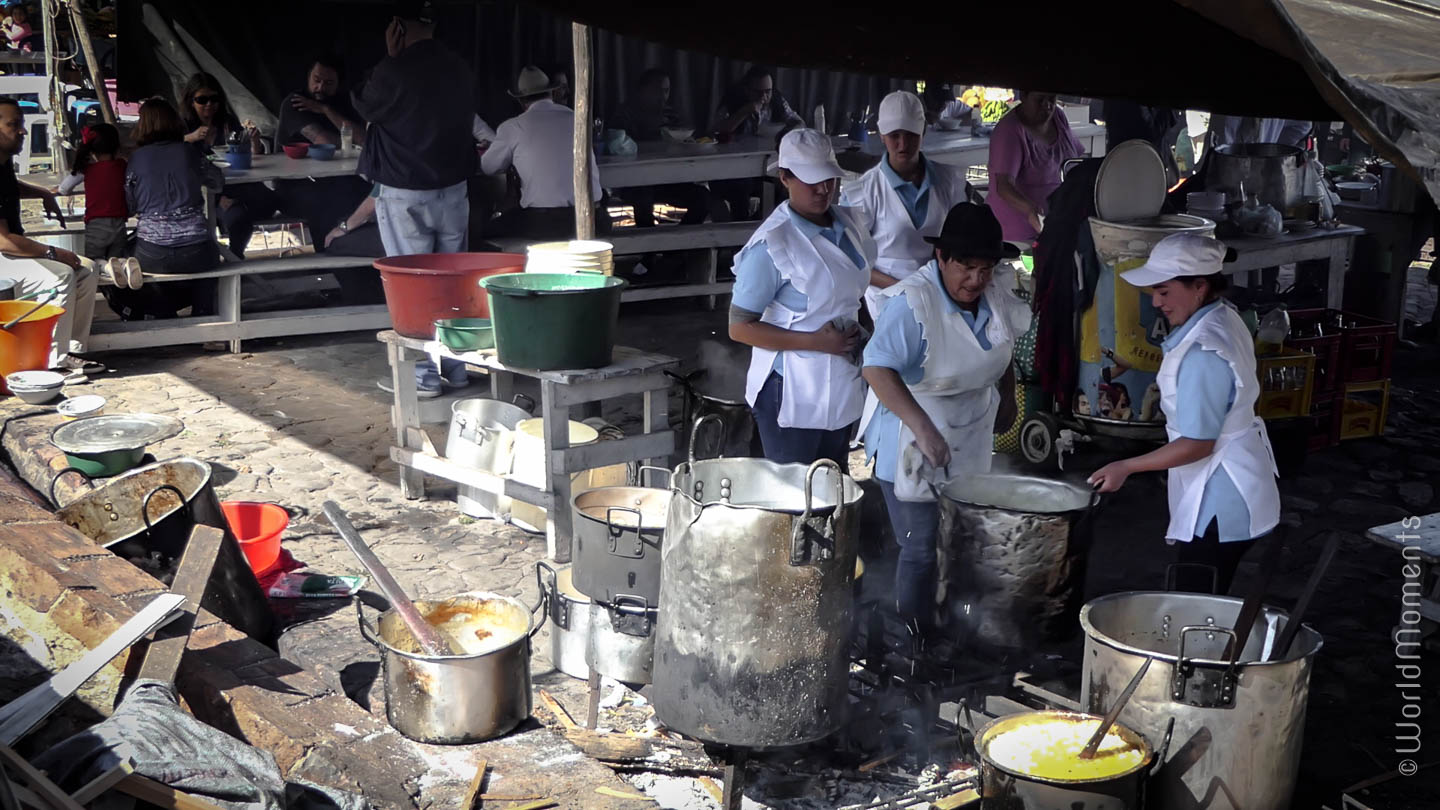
[51,413,184,454]
[1094,139,1167,222]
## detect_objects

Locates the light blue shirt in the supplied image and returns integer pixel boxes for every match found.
[731,208,866,374]
[1162,301,1253,542]
[861,261,991,482]
[876,153,933,229]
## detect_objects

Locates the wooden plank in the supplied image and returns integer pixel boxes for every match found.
[572,22,595,241]
[547,372,672,408]
[137,526,225,683]
[0,746,85,810]
[556,726,719,774]
[599,152,774,189]
[69,760,135,805]
[389,446,552,509]
[378,333,679,384]
[462,758,487,810]
[86,306,390,353]
[607,223,755,253]
[549,431,676,476]
[131,254,383,283]
[536,690,577,729]
[621,281,734,304]
[114,774,227,809]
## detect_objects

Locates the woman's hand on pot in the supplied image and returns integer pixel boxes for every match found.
[1088,461,1132,493]
[914,424,951,471]
[810,322,859,356]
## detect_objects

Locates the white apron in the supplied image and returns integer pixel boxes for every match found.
[1157,302,1281,542]
[742,202,876,431]
[846,159,970,319]
[860,263,1032,501]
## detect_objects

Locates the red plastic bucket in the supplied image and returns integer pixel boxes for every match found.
[0,301,64,394]
[374,253,524,339]
[221,501,289,574]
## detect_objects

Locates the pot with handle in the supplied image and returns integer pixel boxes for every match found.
[448,394,534,519]
[654,455,862,748]
[975,709,1157,809]
[537,560,591,680]
[570,465,669,603]
[357,590,546,744]
[588,592,658,685]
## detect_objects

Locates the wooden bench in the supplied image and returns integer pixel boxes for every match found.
[87,253,389,354]
[488,221,756,307]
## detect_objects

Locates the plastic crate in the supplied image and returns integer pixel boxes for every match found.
[1338,379,1391,441]
[1256,349,1316,420]
[1308,392,1339,451]
[1284,332,1342,393]
[1288,308,1397,385]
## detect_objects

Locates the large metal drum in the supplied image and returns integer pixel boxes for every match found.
[653,458,862,748]
[1207,142,1308,213]
[935,474,1096,649]
[1080,591,1323,809]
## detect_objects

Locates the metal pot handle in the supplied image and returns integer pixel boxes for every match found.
[536,560,568,630]
[608,593,653,637]
[1172,625,1240,708]
[512,393,536,414]
[1163,563,1219,594]
[791,458,842,566]
[636,465,671,488]
[49,466,93,506]
[355,598,383,650]
[605,506,642,535]
[1148,716,1176,778]
[688,413,726,464]
[141,484,188,529]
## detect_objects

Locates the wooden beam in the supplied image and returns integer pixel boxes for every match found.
[65,1,116,125]
[40,0,66,174]
[571,23,594,240]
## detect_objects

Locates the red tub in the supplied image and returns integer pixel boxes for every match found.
[374,253,524,339]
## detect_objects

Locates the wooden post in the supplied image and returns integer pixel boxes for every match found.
[67,0,117,124]
[571,22,595,240]
[41,0,67,174]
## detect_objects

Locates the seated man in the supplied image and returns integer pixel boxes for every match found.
[482,65,605,240]
[610,68,709,227]
[710,65,802,220]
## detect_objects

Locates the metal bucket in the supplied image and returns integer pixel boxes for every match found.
[52,458,273,641]
[357,591,541,744]
[654,457,862,748]
[976,710,1154,810]
[536,562,590,680]
[447,396,531,519]
[1080,215,1214,432]
[589,595,657,684]
[1207,142,1307,212]
[935,474,1097,650]
[1079,591,1323,809]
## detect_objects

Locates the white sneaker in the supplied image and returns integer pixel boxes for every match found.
[105,257,129,289]
[123,257,143,289]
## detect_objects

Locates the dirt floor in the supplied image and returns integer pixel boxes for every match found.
[11,282,1440,807]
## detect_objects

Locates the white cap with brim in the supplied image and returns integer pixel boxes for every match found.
[766,128,843,184]
[1120,232,1230,287]
[878,90,926,136]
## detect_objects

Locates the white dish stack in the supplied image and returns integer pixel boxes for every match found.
[524,240,615,275]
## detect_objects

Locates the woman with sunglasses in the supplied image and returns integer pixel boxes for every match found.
[179,73,274,258]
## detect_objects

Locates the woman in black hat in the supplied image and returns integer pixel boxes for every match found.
[859,202,1032,622]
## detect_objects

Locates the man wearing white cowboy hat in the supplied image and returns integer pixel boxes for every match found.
[729,128,876,467]
[482,65,603,240]
[842,90,975,320]
[1089,232,1280,594]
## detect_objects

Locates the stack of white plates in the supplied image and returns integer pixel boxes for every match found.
[525,240,614,275]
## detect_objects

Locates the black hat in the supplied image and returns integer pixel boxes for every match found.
[395,0,434,24]
[924,202,1021,260]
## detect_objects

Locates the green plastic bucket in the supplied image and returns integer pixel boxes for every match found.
[482,273,628,370]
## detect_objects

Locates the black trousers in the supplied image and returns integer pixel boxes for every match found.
[1172,519,1258,595]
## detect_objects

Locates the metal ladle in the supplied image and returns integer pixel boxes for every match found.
[323,501,455,657]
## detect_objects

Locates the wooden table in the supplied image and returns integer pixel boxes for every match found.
[378,330,678,562]
[1365,513,1440,642]
[857,122,1108,170]
[596,137,776,189]
[1222,225,1363,309]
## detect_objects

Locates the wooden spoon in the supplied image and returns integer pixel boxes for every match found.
[1078,656,1152,759]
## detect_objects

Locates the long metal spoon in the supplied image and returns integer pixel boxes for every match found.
[1078,656,1152,759]
[323,501,454,656]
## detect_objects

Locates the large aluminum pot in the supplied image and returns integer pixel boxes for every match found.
[537,561,590,680]
[1080,591,1323,809]
[976,710,1154,810]
[52,458,272,641]
[1206,142,1308,213]
[588,595,657,684]
[935,474,1097,649]
[654,457,862,748]
[572,482,668,603]
[358,591,541,744]
[448,396,531,519]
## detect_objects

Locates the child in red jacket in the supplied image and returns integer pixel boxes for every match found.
[57,123,142,288]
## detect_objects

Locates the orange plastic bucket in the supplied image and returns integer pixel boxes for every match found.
[221,501,289,574]
[374,253,524,338]
[0,301,64,394]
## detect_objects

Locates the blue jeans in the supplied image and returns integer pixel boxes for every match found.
[750,372,851,467]
[376,181,470,388]
[877,478,939,621]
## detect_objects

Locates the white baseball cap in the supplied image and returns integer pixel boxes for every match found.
[878,90,925,136]
[1120,232,1232,287]
[768,128,843,184]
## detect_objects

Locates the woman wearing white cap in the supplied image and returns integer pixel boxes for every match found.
[860,202,1030,621]
[842,90,974,320]
[729,128,876,466]
[1089,232,1280,593]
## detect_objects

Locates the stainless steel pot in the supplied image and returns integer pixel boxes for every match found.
[654,457,863,748]
[537,561,591,680]
[358,591,543,744]
[976,710,1154,810]
[447,395,532,519]
[934,474,1097,649]
[52,458,273,641]
[1080,591,1323,809]
[1207,142,1307,213]
[571,481,668,603]
[588,594,657,684]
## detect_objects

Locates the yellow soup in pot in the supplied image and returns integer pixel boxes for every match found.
[985,716,1145,781]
